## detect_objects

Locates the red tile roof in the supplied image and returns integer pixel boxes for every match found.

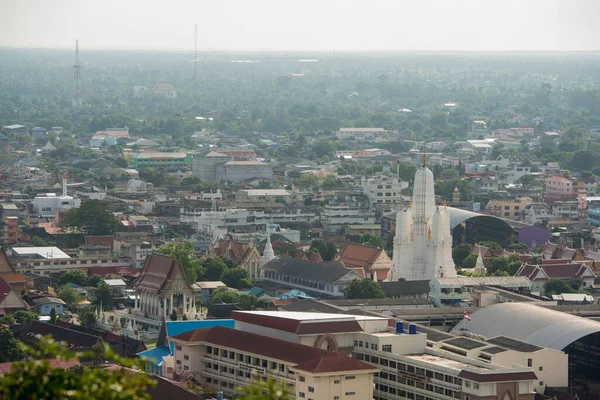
[541,263,588,278]
[337,243,383,270]
[1,273,27,284]
[0,276,14,303]
[0,358,81,375]
[231,311,363,335]
[0,247,16,274]
[133,254,192,293]
[293,352,377,374]
[170,326,375,374]
[542,259,572,265]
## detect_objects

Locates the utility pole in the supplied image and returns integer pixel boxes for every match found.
[73,39,82,108]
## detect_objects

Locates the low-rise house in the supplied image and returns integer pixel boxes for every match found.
[337,243,391,281]
[193,281,227,305]
[260,256,364,298]
[32,296,66,316]
[515,263,596,294]
[104,279,127,297]
[210,240,261,280]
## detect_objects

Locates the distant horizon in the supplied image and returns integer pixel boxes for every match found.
[1,0,599,53]
[2,45,600,55]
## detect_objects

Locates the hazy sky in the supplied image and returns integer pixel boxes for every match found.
[1,0,599,51]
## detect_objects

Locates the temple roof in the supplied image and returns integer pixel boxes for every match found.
[133,254,193,294]
[0,247,16,274]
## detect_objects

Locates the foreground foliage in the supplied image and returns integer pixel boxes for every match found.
[0,337,155,400]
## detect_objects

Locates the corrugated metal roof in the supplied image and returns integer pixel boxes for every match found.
[451,302,600,351]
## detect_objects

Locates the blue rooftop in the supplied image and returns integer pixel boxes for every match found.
[137,345,171,363]
[165,319,234,353]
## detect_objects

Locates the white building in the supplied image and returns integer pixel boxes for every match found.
[321,205,376,233]
[389,160,457,281]
[361,176,409,208]
[524,201,579,225]
[335,128,394,142]
[231,311,553,399]
[235,189,293,203]
[32,193,81,218]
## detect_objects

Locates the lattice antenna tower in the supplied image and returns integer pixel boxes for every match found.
[73,39,82,108]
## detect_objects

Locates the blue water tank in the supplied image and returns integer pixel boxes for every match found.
[409,323,417,335]
[395,321,404,334]
[217,392,223,400]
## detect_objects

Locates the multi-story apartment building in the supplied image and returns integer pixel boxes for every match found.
[336,128,394,142]
[180,207,316,231]
[128,152,192,169]
[361,176,409,208]
[486,197,532,220]
[525,201,578,225]
[545,176,573,200]
[224,311,564,399]
[169,325,378,399]
[321,205,375,233]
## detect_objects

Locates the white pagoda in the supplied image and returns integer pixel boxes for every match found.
[389,156,457,281]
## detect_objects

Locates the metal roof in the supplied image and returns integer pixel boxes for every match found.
[451,302,600,351]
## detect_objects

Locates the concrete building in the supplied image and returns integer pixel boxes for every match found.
[524,201,578,225]
[545,176,573,200]
[260,257,364,298]
[487,197,532,220]
[169,325,377,399]
[429,276,532,307]
[32,193,81,218]
[231,311,545,400]
[129,152,192,169]
[192,152,273,182]
[33,297,66,316]
[452,302,600,382]
[336,128,393,142]
[321,205,376,233]
[361,176,409,208]
[235,189,293,204]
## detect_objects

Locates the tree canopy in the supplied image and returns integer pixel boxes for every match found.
[344,279,386,299]
[60,200,117,236]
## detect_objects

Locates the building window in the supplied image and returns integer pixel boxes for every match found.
[176,360,181,365]
[539,366,543,371]
[206,346,212,354]
[184,355,189,360]
[382,344,392,353]
[299,393,305,398]
[345,392,355,396]
[183,366,189,371]
[473,383,479,390]
[300,376,305,382]
[308,387,314,393]
[334,380,340,384]
[527,358,532,367]
[345,376,355,380]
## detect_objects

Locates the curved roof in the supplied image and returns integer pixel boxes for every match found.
[451,302,600,350]
[446,206,531,230]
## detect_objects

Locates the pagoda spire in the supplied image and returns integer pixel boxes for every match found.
[260,224,275,267]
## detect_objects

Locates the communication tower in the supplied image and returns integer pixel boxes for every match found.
[73,39,82,108]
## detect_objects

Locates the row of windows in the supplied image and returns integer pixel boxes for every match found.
[205,346,289,373]
[355,352,463,385]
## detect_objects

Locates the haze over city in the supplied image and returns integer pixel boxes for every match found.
[1,0,600,51]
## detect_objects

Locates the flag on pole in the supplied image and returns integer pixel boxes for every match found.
[464,311,472,323]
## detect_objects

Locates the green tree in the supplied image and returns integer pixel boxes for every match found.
[60,199,117,236]
[321,174,344,189]
[297,173,320,187]
[210,288,240,304]
[452,243,472,267]
[237,377,291,400]
[220,267,250,289]
[14,310,38,324]
[58,270,88,287]
[479,241,502,250]
[170,310,178,321]
[78,309,97,328]
[29,235,48,247]
[156,242,205,283]
[544,279,576,295]
[308,239,337,261]
[57,287,82,309]
[238,294,259,310]
[95,282,112,308]
[0,327,25,362]
[344,279,386,299]
[461,254,478,269]
[486,257,509,275]
[87,274,103,287]
[0,314,15,325]
[0,337,155,399]
[202,257,227,281]
[49,308,57,325]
